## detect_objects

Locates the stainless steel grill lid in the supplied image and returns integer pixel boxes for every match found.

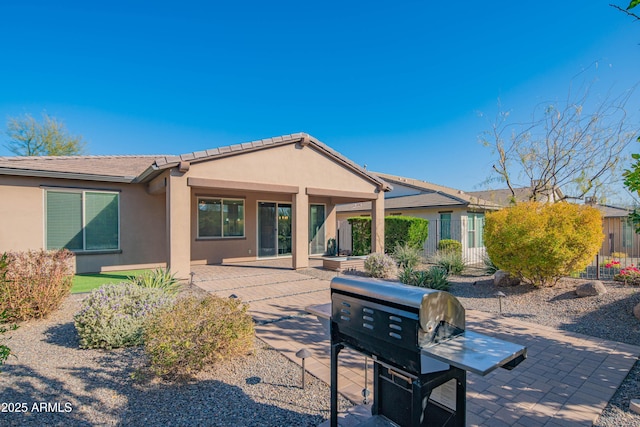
[330,276,465,338]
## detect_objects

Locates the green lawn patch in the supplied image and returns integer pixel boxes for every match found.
[72,270,150,294]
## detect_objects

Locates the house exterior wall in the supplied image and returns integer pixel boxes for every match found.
[0,141,380,275]
[187,144,378,193]
[189,188,336,264]
[0,175,167,273]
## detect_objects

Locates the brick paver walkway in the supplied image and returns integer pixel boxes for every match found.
[193,261,640,427]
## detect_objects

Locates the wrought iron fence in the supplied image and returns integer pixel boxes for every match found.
[580,217,638,280]
[337,219,487,266]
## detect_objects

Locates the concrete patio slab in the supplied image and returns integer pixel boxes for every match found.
[193,262,640,426]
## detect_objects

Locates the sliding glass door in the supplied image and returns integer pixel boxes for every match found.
[258,202,292,257]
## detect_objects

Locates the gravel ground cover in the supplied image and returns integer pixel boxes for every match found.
[0,293,351,427]
[2,269,639,426]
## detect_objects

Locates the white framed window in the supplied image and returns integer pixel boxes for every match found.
[467,213,484,248]
[198,197,245,238]
[45,189,120,251]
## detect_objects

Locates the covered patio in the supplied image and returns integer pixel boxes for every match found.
[142,133,390,278]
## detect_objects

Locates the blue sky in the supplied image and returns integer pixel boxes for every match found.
[1,1,638,198]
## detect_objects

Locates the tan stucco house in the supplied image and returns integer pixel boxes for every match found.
[0,133,389,277]
[337,173,501,264]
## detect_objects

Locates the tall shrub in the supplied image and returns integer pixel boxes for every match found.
[0,249,75,321]
[348,216,429,255]
[348,217,372,255]
[385,216,429,249]
[484,202,603,287]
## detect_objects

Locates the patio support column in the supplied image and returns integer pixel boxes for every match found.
[372,190,385,253]
[292,189,309,269]
[166,168,191,279]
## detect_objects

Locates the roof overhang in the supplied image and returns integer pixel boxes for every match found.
[0,167,136,183]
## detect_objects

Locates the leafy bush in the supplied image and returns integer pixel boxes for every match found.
[614,265,640,285]
[385,217,429,249]
[0,250,74,321]
[74,283,174,349]
[484,201,603,287]
[431,251,465,275]
[348,216,429,256]
[398,266,450,291]
[392,243,422,269]
[128,268,181,295]
[144,295,254,378]
[364,253,398,279]
[349,217,372,256]
[437,239,462,256]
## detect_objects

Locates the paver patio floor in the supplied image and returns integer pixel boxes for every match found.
[192,261,640,426]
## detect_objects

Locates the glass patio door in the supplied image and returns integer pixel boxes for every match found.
[258,202,292,257]
[309,204,326,255]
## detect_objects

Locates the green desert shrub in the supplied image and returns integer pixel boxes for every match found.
[128,268,181,295]
[144,295,255,378]
[484,201,603,287]
[398,266,450,291]
[348,217,372,255]
[385,216,430,249]
[437,239,462,256]
[364,253,398,279]
[74,283,174,349]
[431,250,465,275]
[392,243,422,269]
[0,249,74,321]
[0,310,18,371]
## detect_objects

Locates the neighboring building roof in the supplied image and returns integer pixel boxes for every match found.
[375,172,502,210]
[467,188,631,219]
[593,204,631,218]
[467,186,565,205]
[337,172,502,214]
[0,132,389,190]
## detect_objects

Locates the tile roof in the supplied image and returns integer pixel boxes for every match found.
[374,172,502,210]
[337,192,468,213]
[0,133,389,189]
[0,155,158,182]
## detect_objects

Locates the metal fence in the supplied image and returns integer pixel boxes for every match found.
[580,216,638,280]
[337,219,487,266]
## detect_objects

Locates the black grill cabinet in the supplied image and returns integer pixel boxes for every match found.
[330,276,527,427]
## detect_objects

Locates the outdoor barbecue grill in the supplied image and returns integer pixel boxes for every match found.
[329,276,527,427]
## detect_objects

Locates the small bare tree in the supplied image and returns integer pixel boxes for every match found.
[481,81,638,203]
[5,113,86,156]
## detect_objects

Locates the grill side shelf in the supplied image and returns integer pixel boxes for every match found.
[420,330,527,376]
